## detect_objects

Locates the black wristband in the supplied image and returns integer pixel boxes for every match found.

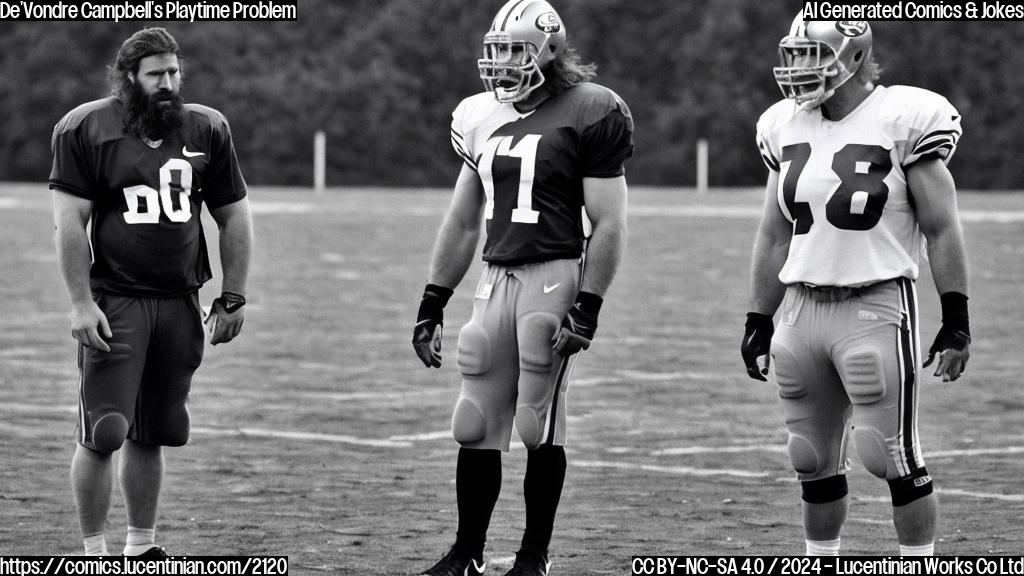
[219,291,246,313]
[745,311,773,330]
[423,284,454,307]
[574,291,603,316]
[939,291,969,332]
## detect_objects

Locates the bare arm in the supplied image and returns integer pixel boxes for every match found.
[209,196,254,296]
[908,158,970,380]
[909,159,968,295]
[427,164,485,290]
[749,170,791,316]
[579,175,628,296]
[52,188,111,352]
[412,164,485,368]
[550,175,627,355]
[742,171,790,380]
[207,196,254,345]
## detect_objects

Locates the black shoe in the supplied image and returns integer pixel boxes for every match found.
[418,544,485,576]
[132,546,169,559]
[502,551,549,576]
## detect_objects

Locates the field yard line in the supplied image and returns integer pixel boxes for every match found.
[929,446,1024,458]
[575,459,771,478]
[0,403,77,414]
[653,445,787,456]
[858,489,1024,503]
[190,426,413,448]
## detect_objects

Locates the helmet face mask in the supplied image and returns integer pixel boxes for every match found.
[479,33,546,103]
[773,18,872,109]
[478,0,566,103]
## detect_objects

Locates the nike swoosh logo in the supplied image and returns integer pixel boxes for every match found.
[182,146,205,158]
[543,283,560,294]
[469,560,486,574]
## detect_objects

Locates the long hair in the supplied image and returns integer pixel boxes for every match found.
[544,44,597,96]
[107,27,181,102]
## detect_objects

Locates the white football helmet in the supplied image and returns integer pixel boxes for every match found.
[773,16,873,109]
[478,0,566,103]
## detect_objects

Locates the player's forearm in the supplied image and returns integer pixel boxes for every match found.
[925,225,969,296]
[579,218,625,297]
[217,206,253,296]
[55,224,95,308]
[748,231,789,316]
[427,221,480,290]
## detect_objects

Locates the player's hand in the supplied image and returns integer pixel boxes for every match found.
[553,291,602,357]
[413,284,453,368]
[923,291,970,382]
[205,292,246,346]
[741,312,774,382]
[70,300,112,352]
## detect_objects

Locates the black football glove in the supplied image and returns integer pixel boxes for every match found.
[553,291,602,356]
[412,284,453,368]
[923,292,970,377]
[205,291,246,346]
[741,312,774,382]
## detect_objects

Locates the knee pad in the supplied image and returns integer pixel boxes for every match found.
[889,468,934,507]
[457,321,492,376]
[852,426,893,479]
[451,398,487,445]
[515,405,547,449]
[517,312,559,374]
[841,348,886,404]
[787,433,821,475]
[91,413,129,453]
[801,475,849,504]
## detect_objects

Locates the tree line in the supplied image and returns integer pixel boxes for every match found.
[2,0,1022,189]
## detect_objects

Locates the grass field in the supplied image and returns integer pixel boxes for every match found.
[2,183,1023,573]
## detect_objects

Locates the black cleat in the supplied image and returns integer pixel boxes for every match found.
[418,544,485,576]
[131,546,169,559]
[502,551,549,576]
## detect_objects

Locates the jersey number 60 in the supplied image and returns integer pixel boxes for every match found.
[122,158,193,224]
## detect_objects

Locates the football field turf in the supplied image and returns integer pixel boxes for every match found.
[2,183,1023,572]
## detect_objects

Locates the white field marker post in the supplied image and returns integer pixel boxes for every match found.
[697,138,709,195]
[314,130,326,193]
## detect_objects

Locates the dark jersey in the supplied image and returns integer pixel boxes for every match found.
[50,96,247,297]
[450,82,633,265]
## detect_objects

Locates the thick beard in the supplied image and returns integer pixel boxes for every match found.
[122,82,184,140]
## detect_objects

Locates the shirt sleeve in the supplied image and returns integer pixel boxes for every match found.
[450,98,477,171]
[902,93,962,167]
[202,113,247,209]
[755,108,782,173]
[49,116,96,199]
[580,99,634,178]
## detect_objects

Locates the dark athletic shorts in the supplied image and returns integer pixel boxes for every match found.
[77,291,204,451]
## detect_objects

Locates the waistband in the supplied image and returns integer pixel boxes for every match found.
[799,278,903,302]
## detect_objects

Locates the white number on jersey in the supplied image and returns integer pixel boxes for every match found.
[478,134,542,224]
[122,158,194,224]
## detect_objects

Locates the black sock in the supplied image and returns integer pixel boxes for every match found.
[454,447,501,559]
[520,444,566,556]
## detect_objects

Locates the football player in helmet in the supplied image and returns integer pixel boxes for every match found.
[743,16,970,556]
[412,1,633,574]
[51,28,253,557]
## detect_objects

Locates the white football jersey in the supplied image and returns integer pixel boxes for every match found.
[756,85,962,287]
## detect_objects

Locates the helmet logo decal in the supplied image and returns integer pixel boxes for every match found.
[535,12,561,33]
[835,21,868,37]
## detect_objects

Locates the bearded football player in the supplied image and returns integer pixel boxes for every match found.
[50,27,253,556]
[411,1,633,574]
[742,16,970,556]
